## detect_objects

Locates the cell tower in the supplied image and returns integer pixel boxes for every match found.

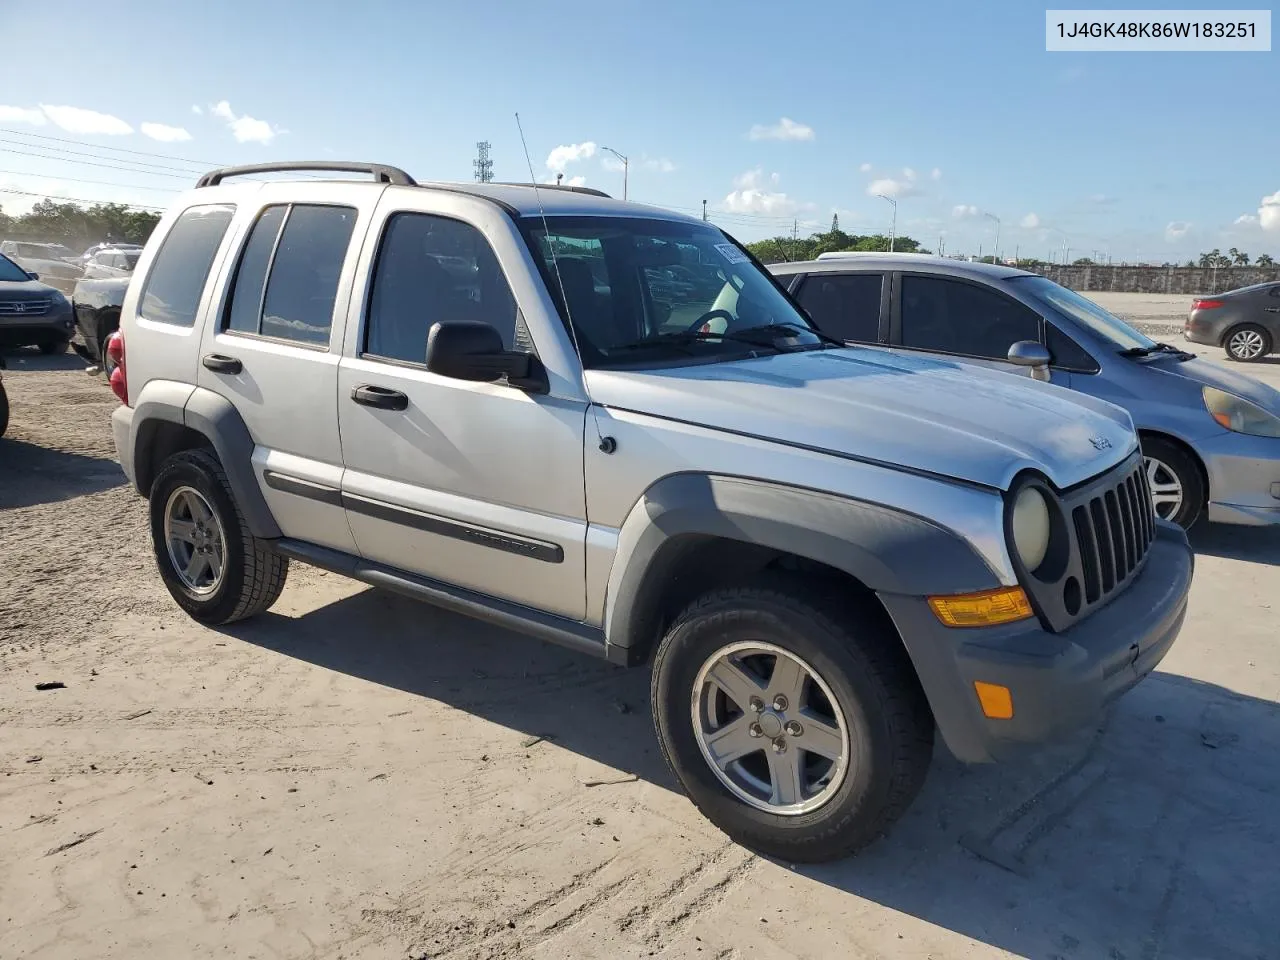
[473,141,493,183]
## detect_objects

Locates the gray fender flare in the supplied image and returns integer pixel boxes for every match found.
[602,472,1001,655]
[129,382,281,539]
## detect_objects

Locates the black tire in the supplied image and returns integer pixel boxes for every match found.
[38,337,69,356]
[149,448,288,625]
[1223,323,1272,362]
[651,576,934,863]
[1140,435,1205,529]
[0,383,8,438]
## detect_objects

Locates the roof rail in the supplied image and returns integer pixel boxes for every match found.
[491,181,612,199]
[195,161,417,188]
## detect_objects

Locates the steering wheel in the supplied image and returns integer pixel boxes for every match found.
[684,309,735,334]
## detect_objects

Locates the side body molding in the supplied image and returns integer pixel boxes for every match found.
[603,473,1002,655]
[128,382,281,539]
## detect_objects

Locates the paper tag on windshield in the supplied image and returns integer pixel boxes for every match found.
[715,243,750,264]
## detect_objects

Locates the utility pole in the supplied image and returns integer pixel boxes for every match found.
[877,194,897,252]
[792,219,798,241]
[601,146,628,200]
[1013,244,1019,266]
[702,199,707,222]
[984,212,1000,263]
[473,141,493,183]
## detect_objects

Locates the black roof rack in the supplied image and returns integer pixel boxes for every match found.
[195,161,416,188]
[490,181,612,199]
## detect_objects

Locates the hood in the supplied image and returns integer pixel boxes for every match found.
[1149,355,1280,416]
[0,278,61,300]
[586,347,1137,491]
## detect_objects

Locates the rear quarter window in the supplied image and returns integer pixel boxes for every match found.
[137,204,236,327]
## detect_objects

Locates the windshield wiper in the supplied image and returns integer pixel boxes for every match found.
[735,322,846,348]
[1119,341,1194,361]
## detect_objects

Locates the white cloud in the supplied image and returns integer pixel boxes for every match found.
[600,154,625,173]
[902,167,917,181]
[643,157,676,173]
[952,204,981,220]
[546,141,597,174]
[140,122,192,143]
[1259,191,1280,233]
[1020,212,1041,229]
[859,162,872,173]
[747,117,815,142]
[724,168,797,215]
[1164,221,1191,242]
[1234,213,1259,226]
[39,104,132,135]
[1089,193,1117,206]
[191,104,203,115]
[930,168,942,181]
[868,177,920,199]
[210,100,279,144]
[0,105,46,125]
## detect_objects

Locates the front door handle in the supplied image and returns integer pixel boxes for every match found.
[202,354,242,375]
[351,384,409,411]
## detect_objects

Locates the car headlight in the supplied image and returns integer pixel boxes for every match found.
[1010,486,1051,572]
[1202,386,1280,438]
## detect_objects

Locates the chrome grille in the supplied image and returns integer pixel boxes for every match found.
[1071,460,1154,605]
[0,298,52,317]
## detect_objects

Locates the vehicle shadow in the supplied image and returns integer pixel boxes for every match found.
[0,347,86,373]
[227,587,1280,959]
[1190,521,1280,565]
[0,439,126,509]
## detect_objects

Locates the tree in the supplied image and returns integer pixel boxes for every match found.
[1198,249,1219,268]
[0,200,161,251]
[1072,257,1096,266]
[745,229,920,263]
[1257,253,1276,267]
[1230,247,1250,266]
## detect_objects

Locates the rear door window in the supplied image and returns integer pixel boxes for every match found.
[224,203,356,348]
[136,204,236,327]
[898,275,1040,359]
[795,273,884,342]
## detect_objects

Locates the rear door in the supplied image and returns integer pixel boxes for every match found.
[335,192,589,619]
[196,182,382,554]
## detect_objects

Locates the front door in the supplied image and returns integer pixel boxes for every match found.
[336,198,588,619]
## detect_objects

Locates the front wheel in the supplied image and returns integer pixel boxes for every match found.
[1224,324,1272,362]
[149,448,289,624]
[651,578,934,862]
[1141,436,1204,529]
[39,337,69,356]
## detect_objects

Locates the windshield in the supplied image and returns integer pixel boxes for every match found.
[17,243,73,260]
[1010,275,1155,351]
[520,216,824,368]
[0,254,31,283]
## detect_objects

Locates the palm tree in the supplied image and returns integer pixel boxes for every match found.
[1198,249,1220,268]
[1230,247,1250,266]
[1257,253,1276,267]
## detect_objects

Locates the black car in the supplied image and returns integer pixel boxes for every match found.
[0,253,77,354]
[71,275,130,370]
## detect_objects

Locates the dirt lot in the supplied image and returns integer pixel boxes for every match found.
[3,299,1280,960]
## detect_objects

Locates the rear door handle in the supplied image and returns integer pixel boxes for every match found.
[202,354,242,375]
[351,384,409,411]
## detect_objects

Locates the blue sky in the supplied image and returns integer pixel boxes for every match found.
[0,0,1276,262]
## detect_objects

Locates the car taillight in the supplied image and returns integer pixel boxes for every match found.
[106,330,128,405]
[1192,299,1224,310]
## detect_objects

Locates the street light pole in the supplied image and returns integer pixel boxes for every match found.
[877,194,897,252]
[984,212,1001,263]
[601,146,628,200]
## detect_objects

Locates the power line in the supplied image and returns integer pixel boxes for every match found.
[0,125,241,169]
[0,168,179,193]
[0,146,202,180]
[0,136,206,176]
[0,186,165,210]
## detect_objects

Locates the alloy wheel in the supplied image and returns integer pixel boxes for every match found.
[164,485,226,594]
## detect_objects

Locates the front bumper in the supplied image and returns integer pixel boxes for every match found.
[0,309,76,345]
[879,521,1194,764]
[1195,429,1280,526]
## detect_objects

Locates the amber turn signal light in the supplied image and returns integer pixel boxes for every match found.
[928,586,1033,628]
[973,681,1014,719]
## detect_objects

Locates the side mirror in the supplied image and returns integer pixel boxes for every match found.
[1007,340,1052,382]
[425,321,547,393]
[26,271,39,280]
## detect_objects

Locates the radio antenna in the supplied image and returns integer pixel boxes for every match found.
[514,112,605,443]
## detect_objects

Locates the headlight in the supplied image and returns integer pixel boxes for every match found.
[1202,386,1280,438]
[1010,486,1051,572]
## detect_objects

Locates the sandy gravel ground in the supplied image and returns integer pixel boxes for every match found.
[3,303,1280,960]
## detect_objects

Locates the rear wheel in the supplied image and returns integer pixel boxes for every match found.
[149,448,288,624]
[0,382,9,438]
[1140,435,1204,528]
[1224,324,1271,362]
[651,577,934,862]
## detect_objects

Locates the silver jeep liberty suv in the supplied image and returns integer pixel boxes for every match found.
[107,161,1194,862]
